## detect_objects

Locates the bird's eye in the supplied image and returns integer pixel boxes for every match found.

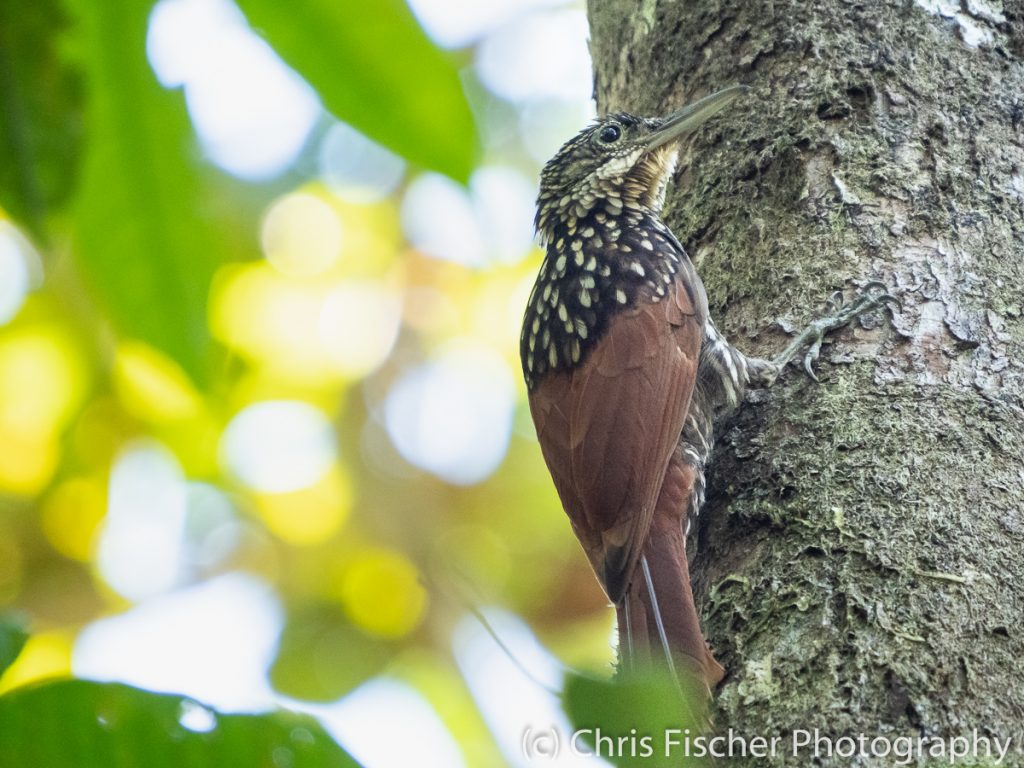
[598,124,622,143]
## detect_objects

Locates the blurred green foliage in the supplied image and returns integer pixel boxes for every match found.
[0,678,361,767]
[0,616,28,678]
[270,603,396,702]
[236,0,479,183]
[0,0,81,238]
[68,0,224,382]
[564,671,705,767]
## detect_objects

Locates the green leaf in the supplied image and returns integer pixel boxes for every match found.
[562,671,706,767]
[0,0,82,238]
[0,614,28,678]
[67,0,223,383]
[235,0,479,182]
[0,679,363,767]
[270,605,395,701]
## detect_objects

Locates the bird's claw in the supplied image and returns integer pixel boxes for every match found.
[802,336,824,382]
[847,281,901,316]
[819,282,900,330]
[771,282,898,382]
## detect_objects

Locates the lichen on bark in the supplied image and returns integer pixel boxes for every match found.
[587,0,1024,759]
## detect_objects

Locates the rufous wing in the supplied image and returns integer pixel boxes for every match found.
[528,277,702,603]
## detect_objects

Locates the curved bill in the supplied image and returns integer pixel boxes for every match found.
[643,84,750,151]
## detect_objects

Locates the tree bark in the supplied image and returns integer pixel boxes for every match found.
[587,0,1024,759]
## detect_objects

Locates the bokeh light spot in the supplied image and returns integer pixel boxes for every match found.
[221,400,336,493]
[211,263,396,384]
[97,440,189,602]
[401,286,460,336]
[470,166,537,266]
[319,281,402,378]
[0,326,86,438]
[185,482,242,570]
[147,0,242,87]
[262,193,344,278]
[0,432,59,496]
[147,0,320,180]
[406,0,558,49]
[0,221,41,326]
[0,326,83,494]
[401,167,537,268]
[402,173,484,267]
[255,466,352,546]
[73,573,282,712]
[471,266,541,360]
[475,9,593,103]
[41,477,108,562]
[337,549,427,639]
[319,123,406,204]
[332,200,402,276]
[453,610,591,767]
[384,342,514,485]
[310,678,465,768]
[210,263,334,382]
[519,98,596,164]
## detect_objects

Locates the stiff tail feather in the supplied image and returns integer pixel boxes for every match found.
[615,513,725,693]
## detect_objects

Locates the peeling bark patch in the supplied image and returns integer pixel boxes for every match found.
[881,240,1014,391]
[913,0,1002,48]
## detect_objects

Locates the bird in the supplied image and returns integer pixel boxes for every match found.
[520,85,895,697]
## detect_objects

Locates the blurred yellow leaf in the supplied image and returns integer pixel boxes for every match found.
[41,476,107,561]
[0,431,59,495]
[0,325,86,438]
[210,263,333,382]
[334,548,427,639]
[211,262,401,384]
[328,197,402,277]
[113,341,203,423]
[0,631,72,694]
[262,192,343,278]
[255,466,353,546]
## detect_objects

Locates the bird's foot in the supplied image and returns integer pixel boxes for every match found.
[749,282,898,386]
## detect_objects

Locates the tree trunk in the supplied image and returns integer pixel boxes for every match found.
[587,0,1024,759]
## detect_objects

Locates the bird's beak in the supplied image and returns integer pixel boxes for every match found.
[643,84,749,152]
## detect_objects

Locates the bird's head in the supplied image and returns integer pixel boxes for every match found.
[535,85,748,242]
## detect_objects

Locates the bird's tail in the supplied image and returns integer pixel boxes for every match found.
[616,510,725,694]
